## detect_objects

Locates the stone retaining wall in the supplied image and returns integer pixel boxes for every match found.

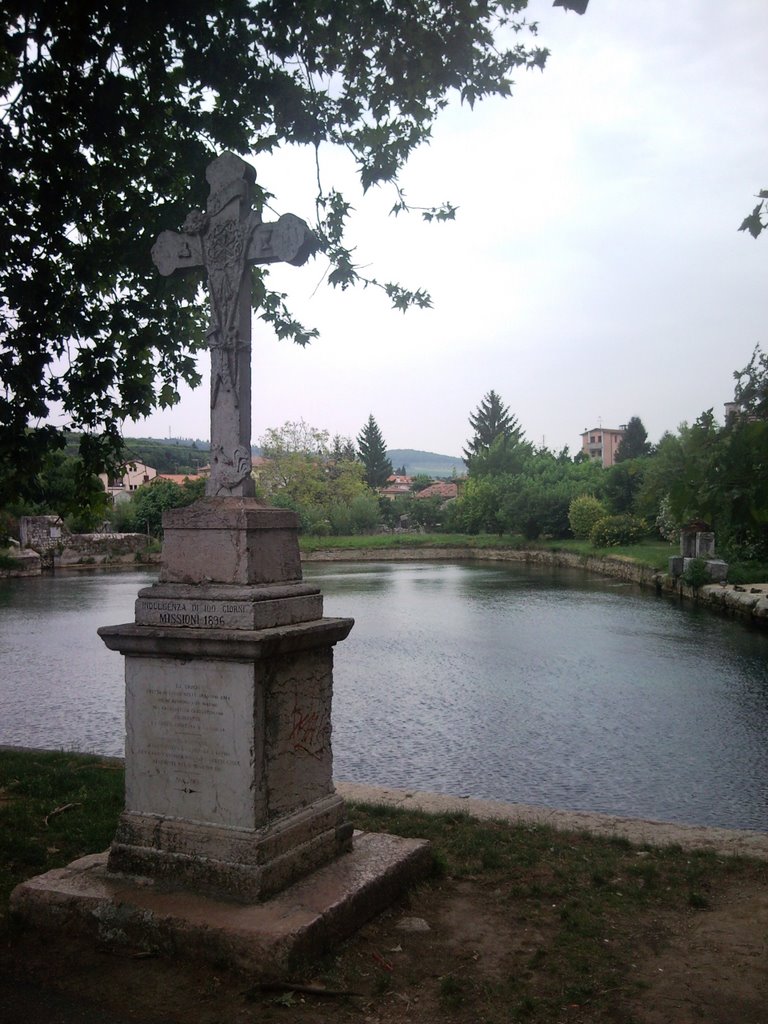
[2,534,155,575]
[0,549,42,578]
[5,538,766,626]
[55,532,148,567]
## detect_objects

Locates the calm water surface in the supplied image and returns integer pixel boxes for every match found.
[1,561,767,830]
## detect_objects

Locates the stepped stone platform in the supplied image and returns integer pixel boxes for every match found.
[12,830,431,976]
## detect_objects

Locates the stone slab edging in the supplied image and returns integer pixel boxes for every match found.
[334,781,768,861]
[2,748,765,862]
[302,546,768,626]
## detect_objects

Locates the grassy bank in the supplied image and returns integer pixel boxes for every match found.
[298,533,529,553]
[0,749,123,922]
[299,533,674,571]
[2,749,767,1023]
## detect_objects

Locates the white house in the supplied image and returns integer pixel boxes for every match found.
[99,462,157,502]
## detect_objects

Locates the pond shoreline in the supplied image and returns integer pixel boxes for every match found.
[4,744,767,853]
[304,546,768,628]
[4,542,767,628]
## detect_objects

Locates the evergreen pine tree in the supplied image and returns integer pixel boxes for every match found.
[357,415,393,488]
[463,391,524,467]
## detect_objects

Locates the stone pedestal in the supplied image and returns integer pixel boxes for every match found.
[11,497,430,974]
[99,621,353,901]
[95,498,358,902]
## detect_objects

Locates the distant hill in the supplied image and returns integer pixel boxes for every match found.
[63,434,211,475]
[61,433,464,480]
[119,437,210,475]
[387,449,465,478]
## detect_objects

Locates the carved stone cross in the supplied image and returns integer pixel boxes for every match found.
[152,151,315,497]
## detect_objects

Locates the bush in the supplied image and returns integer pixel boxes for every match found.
[681,557,711,588]
[348,493,381,533]
[568,495,607,539]
[590,514,647,548]
[110,500,137,533]
[326,502,352,535]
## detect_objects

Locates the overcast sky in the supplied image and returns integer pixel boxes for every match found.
[133,0,768,458]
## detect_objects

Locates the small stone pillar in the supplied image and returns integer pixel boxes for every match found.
[695,532,715,559]
[671,521,728,584]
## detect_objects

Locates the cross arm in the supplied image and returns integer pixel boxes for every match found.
[247,213,316,268]
[151,229,204,278]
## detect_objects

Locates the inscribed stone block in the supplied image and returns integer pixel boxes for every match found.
[125,657,262,829]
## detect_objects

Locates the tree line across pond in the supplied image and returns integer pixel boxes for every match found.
[0,414,420,541]
[2,345,765,565]
[455,347,767,563]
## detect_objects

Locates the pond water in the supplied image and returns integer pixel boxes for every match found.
[1,561,767,830]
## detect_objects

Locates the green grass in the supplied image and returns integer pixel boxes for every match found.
[299,532,676,571]
[538,538,675,570]
[3,751,767,1023]
[346,802,766,1022]
[299,532,529,553]
[726,561,768,585]
[0,749,124,921]
[348,802,728,909]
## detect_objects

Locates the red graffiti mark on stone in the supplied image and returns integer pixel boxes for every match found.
[289,703,330,759]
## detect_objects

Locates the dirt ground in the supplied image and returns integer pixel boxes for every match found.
[3,869,767,1024]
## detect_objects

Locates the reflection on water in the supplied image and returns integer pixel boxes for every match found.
[1,561,767,829]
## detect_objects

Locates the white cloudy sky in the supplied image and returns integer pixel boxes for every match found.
[133,0,768,458]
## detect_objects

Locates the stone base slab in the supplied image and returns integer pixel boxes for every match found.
[109,794,353,902]
[11,831,432,977]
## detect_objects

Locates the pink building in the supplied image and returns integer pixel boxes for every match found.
[580,425,625,467]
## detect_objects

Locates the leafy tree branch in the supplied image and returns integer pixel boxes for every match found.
[739,188,768,239]
[0,1,549,502]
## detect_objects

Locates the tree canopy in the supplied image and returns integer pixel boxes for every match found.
[733,345,768,420]
[257,419,371,532]
[0,2,547,503]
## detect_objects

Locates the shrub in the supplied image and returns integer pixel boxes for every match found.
[682,557,710,589]
[348,493,381,533]
[327,502,353,535]
[110,499,137,533]
[568,495,607,539]
[302,505,333,536]
[590,514,647,548]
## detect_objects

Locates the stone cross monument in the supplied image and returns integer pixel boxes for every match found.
[151,151,315,497]
[11,153,429,979]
